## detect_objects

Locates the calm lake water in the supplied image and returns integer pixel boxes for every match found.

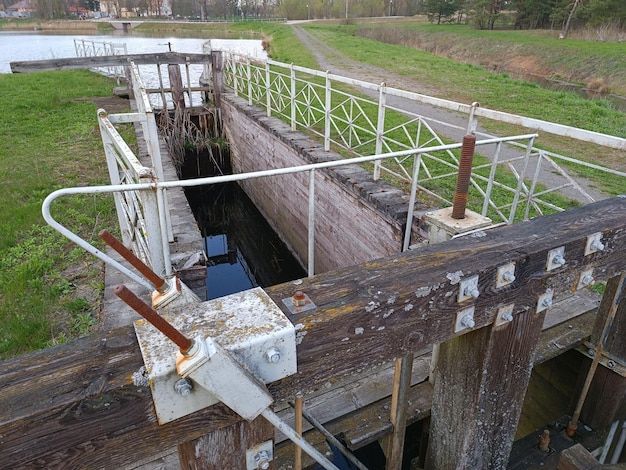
[0,31,265,73]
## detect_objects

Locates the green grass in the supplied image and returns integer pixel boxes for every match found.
[0,70,121,359]
[300,24,626,139]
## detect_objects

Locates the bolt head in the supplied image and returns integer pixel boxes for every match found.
[174,378,193,396]
[503,271,515,283]
[502,312,514,322]
[461,314,475,329]
[608,360,616,368]
[588,348,595,357]
[292,291,307,307]
[265,348,281,363]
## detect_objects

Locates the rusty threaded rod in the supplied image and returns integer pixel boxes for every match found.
[114,285,192,353]
[99,230,166,290]
[451,134,477,220]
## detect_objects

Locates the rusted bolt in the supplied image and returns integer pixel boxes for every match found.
[538,429,550,453]
[292,291,307,307]
[265,348,281,363]
[451,134,477,219]
[174,378,193,397]
[254,450,271,470]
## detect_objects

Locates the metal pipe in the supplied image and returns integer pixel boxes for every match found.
[610,421,626,464]
[600,420,620,464]
[99,230,165,290]
[44,135,536,287]
[451,134,477,219]
[567,273,626,437]
[292,402,369,470]
[260,408,340,470]
[308,169,315,277]
[114,284,193,354]
[294,394,303,470]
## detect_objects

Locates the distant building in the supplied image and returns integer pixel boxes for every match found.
[6,0,35,17]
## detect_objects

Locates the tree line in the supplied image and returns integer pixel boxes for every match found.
[9,0,625,33]
[421,0,625,33]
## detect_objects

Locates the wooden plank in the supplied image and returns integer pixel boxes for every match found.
[178,415,274,469]
[557,443,600,470]
[0,327,243,470]
[425,304,547,469]
[168,64,186,110]
[1,197,626,468]
[10,52,213,73]
[265,196,626,402]
[385,354,414,470]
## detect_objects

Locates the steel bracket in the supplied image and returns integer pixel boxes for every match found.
[585,232,605,256]
[496,262,516,288]
[495,303,515,327]
[546,246,566,271]
[578,342,626,378]
[577,268,595,291]
[458,275,480,303]
[537,289,554,313]
[134,287,297,424]
[455,306,475,333]
[246,440,274,470]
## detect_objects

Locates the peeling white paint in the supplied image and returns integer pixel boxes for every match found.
[387,295,397,304]
[295,330,307,345]
[415,286,432,298]
[355,327,364,335]
[404,303,414,311]
[446,270,464,285]
[383,309,394,319]
[365,301,380,312]
[377,326,385,331]
[341,337,350,342]
[131,366,149,387]
[292,279,303,285]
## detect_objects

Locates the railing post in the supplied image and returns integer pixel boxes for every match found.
[374,82,386,181]
[138,179,167,278]
[265,60,271,117]
[290,63,297,131]
[308,169,316,277]
[402,152,422,252]
[211,50,223,108]
[98,111,131,246]
[247,57,253,106]
[324,71,331,152]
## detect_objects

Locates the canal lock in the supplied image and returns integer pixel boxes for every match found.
[159,109,306,301]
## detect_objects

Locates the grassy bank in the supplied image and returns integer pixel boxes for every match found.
[0,70,121,359]
[353,21,626,96]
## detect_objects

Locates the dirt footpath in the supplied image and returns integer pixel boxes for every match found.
[289,25,608,204]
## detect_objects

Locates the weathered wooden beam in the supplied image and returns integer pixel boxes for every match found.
[264,196,626,402]
[1,197,626,468]
[10,52,213,73]
[178,415,274,469]
[0,327,242,469]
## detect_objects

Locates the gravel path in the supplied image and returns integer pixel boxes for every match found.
[289,24,607,205]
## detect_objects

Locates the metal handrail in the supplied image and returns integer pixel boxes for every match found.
[44,135,536,283]
[217,51,626,223]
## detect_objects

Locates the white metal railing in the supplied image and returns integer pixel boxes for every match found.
[44,135,535,289]
[74,39,128,80]
[217,52,626,224]
[96,62,173,278]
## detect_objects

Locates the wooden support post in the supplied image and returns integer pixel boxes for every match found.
[384,354,414,470]
[211,50,223,108]
[425,305,547,469]
[168,64,186,110]
[576,274,626,431]
[178,414,274,469]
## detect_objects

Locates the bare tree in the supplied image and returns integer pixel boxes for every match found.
[560,0,582,38]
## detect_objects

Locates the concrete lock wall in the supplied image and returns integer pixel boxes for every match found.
[220,94,423,274]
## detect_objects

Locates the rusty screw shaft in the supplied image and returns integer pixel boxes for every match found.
[451,134,477,220]
[114,285,192,353]
[100,230,166,291]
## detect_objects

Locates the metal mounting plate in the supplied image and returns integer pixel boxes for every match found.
[495,303,515,327]
[585,232,604,256]
[458,275,480,303]
[546,246,566,271]
[496,262,516,288]
[134,287,297,424]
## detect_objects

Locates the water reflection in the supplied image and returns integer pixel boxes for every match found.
[185,182,306,300]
